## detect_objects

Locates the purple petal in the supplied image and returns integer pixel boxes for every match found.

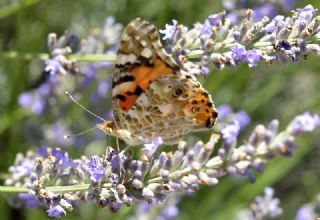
[217,105,232,119]
[162,205,179,218]
[44,59,62,75]
[235,110,251,128]
[221,122,240,145]
[245,49,261,67]
[295,206,314,220]
[47,204,66,218]
[253,4,276,21]
[144,137,163,157]
[159,20,178,41]
[230,44,246,62]
[18,92,32,108]
[84,156,106,182]
[288,112,320,135]
[297,5,317,21]
[19,193,40,208]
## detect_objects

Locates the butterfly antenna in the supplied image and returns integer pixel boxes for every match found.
[65,91,106,122]
[64,126,98,139]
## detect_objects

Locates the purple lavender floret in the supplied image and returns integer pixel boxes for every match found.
[159,20,178,41]
[221,122,240,145]
[235,110,251,128]
[231,44,247,62]
[250,187,283,219]
[295,206,315,220]
[252,3,277,21]
[18,91,46,115]
[215,105,251,131]
[287,112,320,135]
[295,193,320,220]
[217,105,232,119]
[19,193,40,208]
[47,204,66,218]
[131,196,180,220]
[45,58,63,76]
[144,137,163,157]
[83,156,106,182]
[245,49,261,67]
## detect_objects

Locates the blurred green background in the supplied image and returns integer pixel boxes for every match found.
[0,0,320,219]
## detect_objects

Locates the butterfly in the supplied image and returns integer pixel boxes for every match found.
[98,18,218,146]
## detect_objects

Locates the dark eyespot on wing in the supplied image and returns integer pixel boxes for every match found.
[113,75,135,88]
[125,86,143,96]
[212,111,218,118]
[144,61,155,67]
[191,100,198,104]
[116,94,126,101]
[135,86,143,96]
[206,118,212,127]
[202,91,209,98]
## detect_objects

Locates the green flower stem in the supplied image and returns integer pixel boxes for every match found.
[68,54,116,62]
[0,183,112,193]
[0,186,29,193]
[46,184,91,193]
[0,51,116,62]
[0,51,49,60]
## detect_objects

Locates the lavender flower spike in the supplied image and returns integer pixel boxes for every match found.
[3,111,319,217]
[217,112,319,180]
[161,5,320,73]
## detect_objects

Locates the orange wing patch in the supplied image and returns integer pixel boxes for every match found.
[184,91,218,128]
[117,58,173,112]
[131,59,173,90]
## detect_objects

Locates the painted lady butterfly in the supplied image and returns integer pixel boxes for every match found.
[98,18,218,145]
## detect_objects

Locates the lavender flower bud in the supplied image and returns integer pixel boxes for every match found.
[132,179,143,189]
[160,170,170,180]
[205,156,224,169]
[142,187,155,199]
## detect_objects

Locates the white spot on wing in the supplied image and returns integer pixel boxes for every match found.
[141,47,152,58]
[158,104,173,116]
[137,93,149,105]
[116,53,137,64]
[140,40,147,47]
[122,32,130,41]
